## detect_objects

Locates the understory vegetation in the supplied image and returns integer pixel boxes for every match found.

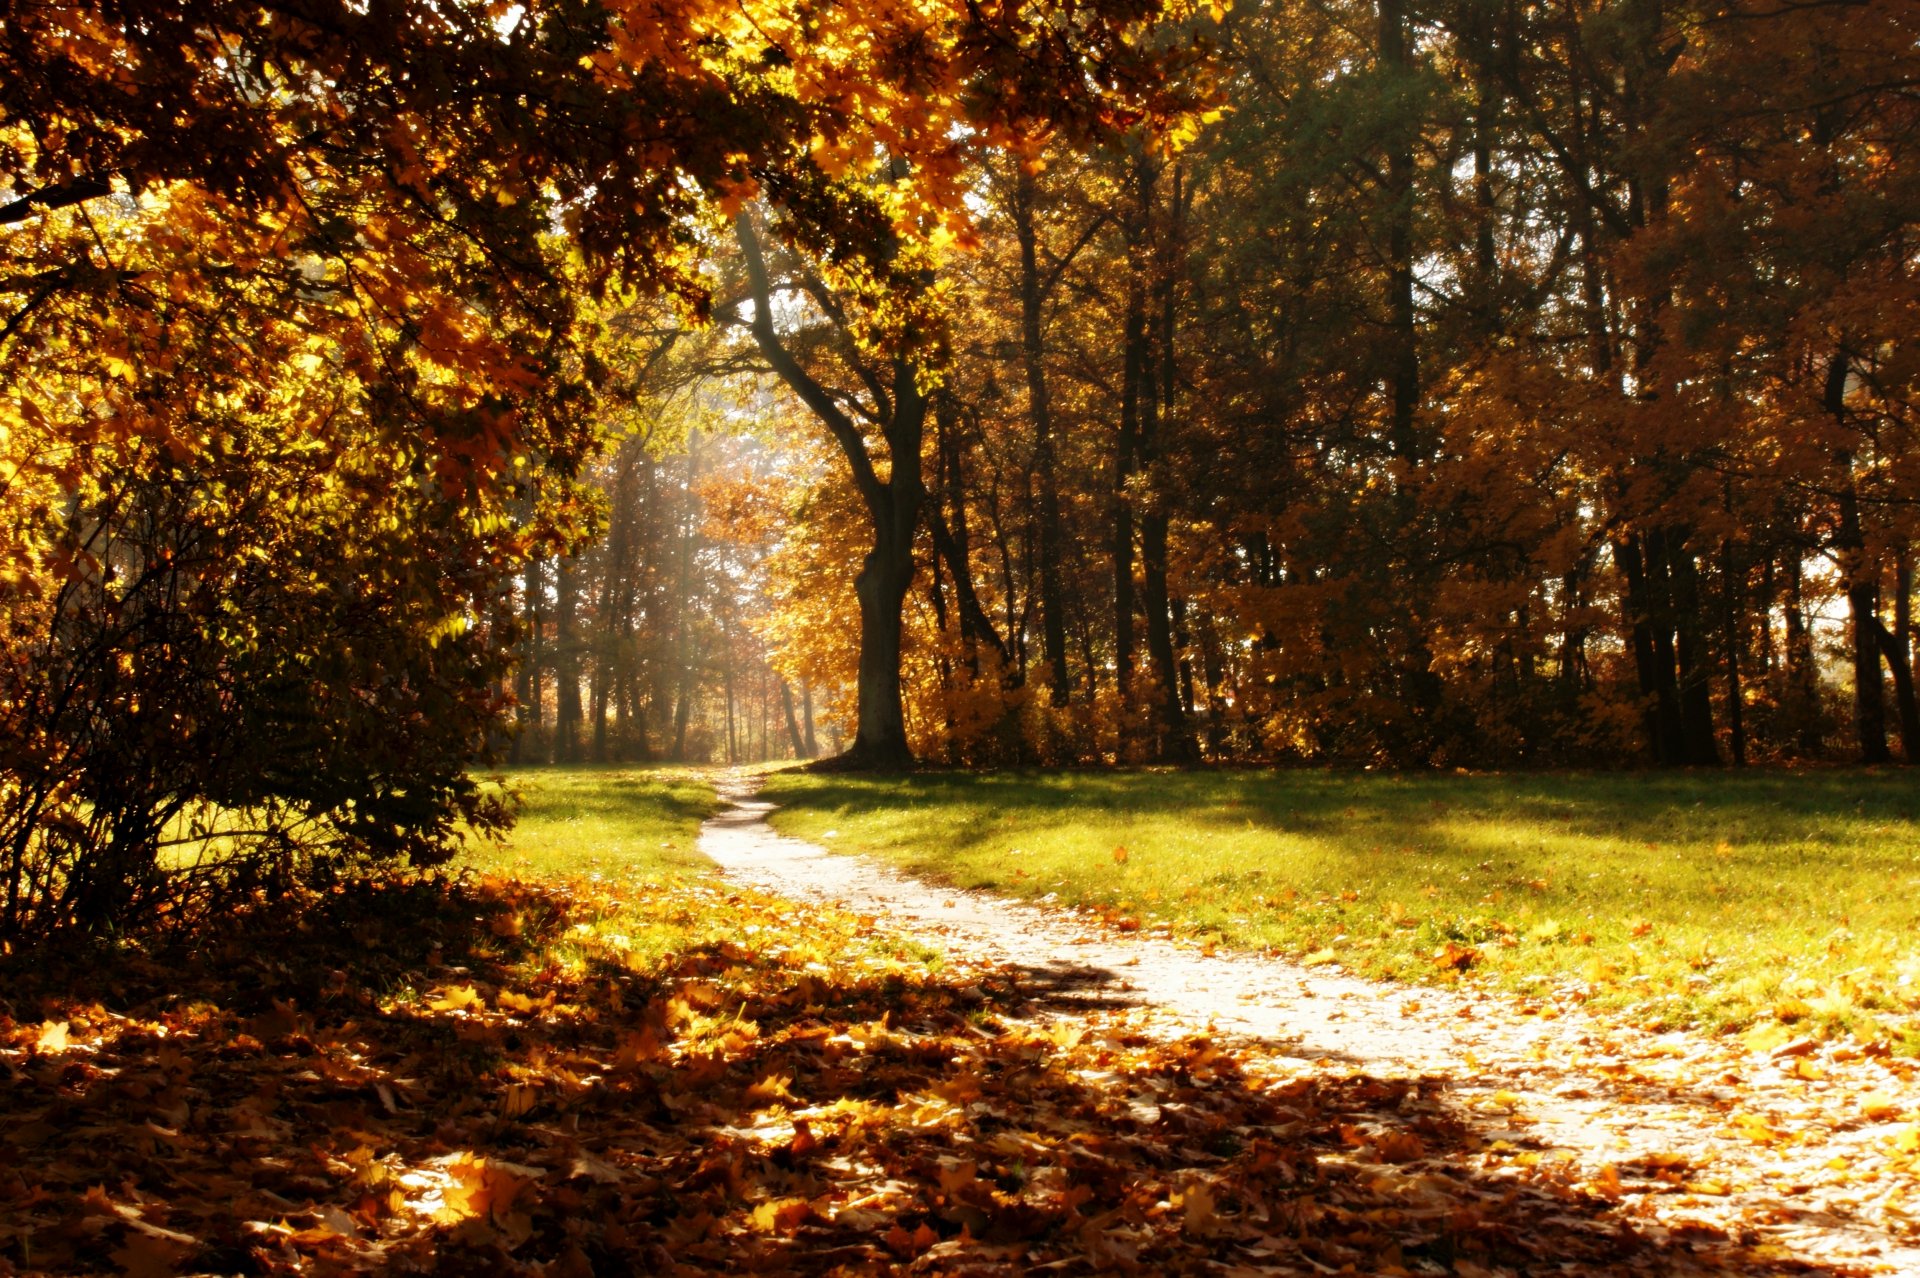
[763,768,1920,1041]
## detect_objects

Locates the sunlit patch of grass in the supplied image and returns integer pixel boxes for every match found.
[464,764,718,880]
[760,768,1920,1038]
[460,764,722,966]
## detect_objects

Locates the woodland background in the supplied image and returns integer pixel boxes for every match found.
[2,0,1918,942]
[517,0,1920,773]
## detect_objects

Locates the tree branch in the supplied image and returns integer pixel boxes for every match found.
[0,177,114,226]
[734,211,888,515]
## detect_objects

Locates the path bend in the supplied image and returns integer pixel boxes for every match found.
[696,770,1920,1274]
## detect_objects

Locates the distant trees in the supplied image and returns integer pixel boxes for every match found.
[734,0,1919,769]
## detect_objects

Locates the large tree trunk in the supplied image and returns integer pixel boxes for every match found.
[1670,539,1721,765]
[736,210,922,770]
[1376,0,1442,754]
[1113,172,1149,719]
[1615,533,1682,765]
[845,521,918,767]
[1872,619,1920,764]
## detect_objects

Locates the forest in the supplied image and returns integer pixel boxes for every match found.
[5,2,1920,1273]
[4,0,1917,935]
[507,0,1920,779]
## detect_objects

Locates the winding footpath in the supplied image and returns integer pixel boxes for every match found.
[698,771,1920,1274]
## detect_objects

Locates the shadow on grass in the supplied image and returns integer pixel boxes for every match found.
[0,877,1863,1275]
[772,769,1920,937]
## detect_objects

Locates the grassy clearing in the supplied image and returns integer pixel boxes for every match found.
[464,764,718,880]
[460,764,722,965]
[761,768,1920,1042]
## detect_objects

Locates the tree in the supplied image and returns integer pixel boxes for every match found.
[1,0,1218,936]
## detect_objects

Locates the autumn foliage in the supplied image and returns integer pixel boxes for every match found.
[0,0,1208,934]
[621,0,1920,770]
[0,870,1858,1275]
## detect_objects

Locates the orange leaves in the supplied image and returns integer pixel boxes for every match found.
[436,1154,542,1225]
[428,983,484,1013]
[1727,1110,1790,1146]
[14,858,1920,1277]
[749,1196,813,1233]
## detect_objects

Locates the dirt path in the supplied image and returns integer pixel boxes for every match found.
[699,771,1920,1274]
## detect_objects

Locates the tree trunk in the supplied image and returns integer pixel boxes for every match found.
[1138,162,1194,762]
[780,679,810,758]
[845,522,917,766]
[1615,533,1681,765]
[1897,552,1919,761]
[1113,173,1148,716]
[1377,0,1442,752]
[1012,168,1073,705]
[512,556,544,764]
[670,428,703,761]
[801,680,819,757]
[1670,539,1720,765]
[553,557,583,764]
[723,619,737,765]
[1828,352,1889,764]
[737,210,921,770]
[1872,619,1920,764]
[1721,533,1746,767]
[1783,550,1822,754]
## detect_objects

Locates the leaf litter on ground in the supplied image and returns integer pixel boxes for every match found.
[0,869,1912,1275]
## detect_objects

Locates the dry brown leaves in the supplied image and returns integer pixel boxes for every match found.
[0,874,1880,1276]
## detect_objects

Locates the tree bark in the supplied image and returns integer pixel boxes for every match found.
[1669,538,1720,765]
[780,679,810,758]
[1113,172,1149,717]
[1011,168,1074,705]
[1872,619,1920,764]
[1721,532,1746,767]
[801,680,819,757]
[1827,351,1889,763]
[1782,550,1822,754]
[737,210,921,768]
[552,556,583,764]
[671,429,703,761]
[512,556,544,764]
[1138,161,1194,761]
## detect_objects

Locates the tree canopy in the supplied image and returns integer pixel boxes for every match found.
[4,0,1919,939]
[0,0,1209,939]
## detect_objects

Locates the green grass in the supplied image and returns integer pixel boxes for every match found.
[760,768,1920,1041]
[460,765,723,966]
[464,764,720,882]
